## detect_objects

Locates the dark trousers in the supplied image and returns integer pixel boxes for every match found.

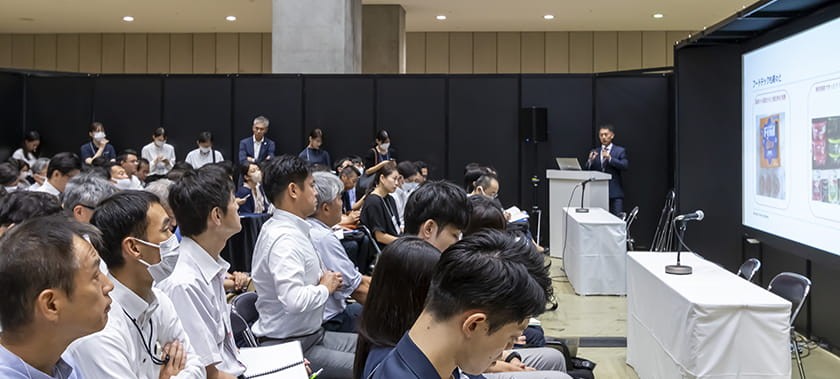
[609,197,624,216]
[322,302,363,333]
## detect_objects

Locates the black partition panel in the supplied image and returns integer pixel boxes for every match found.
[0,72,24,160]
[163,77,233,161]
[93,76,163,155]
[595,76,671,249]
[233,76,303,159]
[521,76,594,245]
[304,77,375,165]
[448,76,520,206]
[376,77,447,179]
[26,76,93,156]
[675,45,742,270]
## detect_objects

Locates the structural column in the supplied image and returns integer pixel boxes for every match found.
[272,0,362,73]
[362,5,406,73]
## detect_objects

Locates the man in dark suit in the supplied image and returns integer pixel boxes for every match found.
[238,115,276,164]
[586,124,629,215]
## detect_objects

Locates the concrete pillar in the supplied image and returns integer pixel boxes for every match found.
[272,0,362,73]
[362,5,406,74]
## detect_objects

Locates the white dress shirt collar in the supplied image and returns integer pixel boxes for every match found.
[180,237,230,284]
[272,208,313,236]
[110,276,159,325]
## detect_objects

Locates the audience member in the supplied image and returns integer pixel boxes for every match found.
[367,229,558,379]
[185,131,224,169]
[116,150,144,189]
[61,173,118,223]
[27,157,50,191]
[35,152,82,197]
[66,191,203,378]
[157,167,246,379]
[11,130,40,167]
[107,162,133,190]
[0,162,20,193]
[464,195,507,236]
[334,157,353,176]
[354,237,440,379]
[236,162,269,214]
[393,161,422,225]
[136,158,150,183]
[414,160,429,182]
[0,191,62,236]
[299,128,332,167]
[339,165,362,215]
[363,130,398,176]
[359,161,401,249]
[403,180,469,252]
[238,116,275,164]
[252,155,356,379]
[8,158,32,191]
[308,171,371,333]
[80,122,117,165]
[471,172,501,199]
[141,128,176,176]
[166,162,194,182]
[0,216,113,378]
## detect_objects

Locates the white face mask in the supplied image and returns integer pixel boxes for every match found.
[154,140,165,147]
[251,171,263,184]
[93,132,106,141]
[115,178,133,190]
[379,142,390,151]
[134,234,180,282]
[199,146,211,154]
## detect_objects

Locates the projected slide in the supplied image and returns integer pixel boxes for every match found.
[743,17,840,255]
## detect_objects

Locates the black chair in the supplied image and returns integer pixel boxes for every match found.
[736,258,761,282]
[768,272,812,379]
[230,309,258,347]
[232,291,259,326]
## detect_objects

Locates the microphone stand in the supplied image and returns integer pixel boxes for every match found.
[575,180,590,213]
[665,219,692,275]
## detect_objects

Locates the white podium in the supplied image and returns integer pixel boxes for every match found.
[547,170,611,258]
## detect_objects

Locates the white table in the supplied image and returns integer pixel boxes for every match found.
[626,252,791,379]
[562,207,626,295]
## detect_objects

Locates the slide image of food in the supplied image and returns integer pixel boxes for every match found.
[756,113,785,199]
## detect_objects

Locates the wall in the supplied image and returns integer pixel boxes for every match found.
[406,31,692,74]
[0,33,272,74]
[0,30,691,74]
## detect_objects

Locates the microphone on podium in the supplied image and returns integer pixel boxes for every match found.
[575,177,597,213]
[666,209,705,275]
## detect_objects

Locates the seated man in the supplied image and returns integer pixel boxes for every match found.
[0,191,62,237]
[0,216,114,378]
[157,167,246,379]
[61,173,118,223]
[35,152,82,197]
[403,180,470,252]
[308,171,371,333]
[252,155,355,379]
[369,229,554,378]
[65,191,203,378]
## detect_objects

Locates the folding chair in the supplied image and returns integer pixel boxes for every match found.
[768,272,812,379]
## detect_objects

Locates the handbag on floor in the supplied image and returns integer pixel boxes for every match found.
[544,340,597,379]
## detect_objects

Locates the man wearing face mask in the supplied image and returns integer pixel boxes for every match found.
[0,162,22,194]
[185,131,225,169]
[108,162,136,191]
[66,191,203,379]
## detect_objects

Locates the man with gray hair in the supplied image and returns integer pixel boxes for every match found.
[61,173,118,223]
[238,115,276,164]
[307,171,370,333]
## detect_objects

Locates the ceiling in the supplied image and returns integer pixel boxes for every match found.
[0,0,756,34]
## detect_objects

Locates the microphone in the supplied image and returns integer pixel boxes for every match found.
[674,210,704,222]
[575,178,597,213]
[581,177,596,185]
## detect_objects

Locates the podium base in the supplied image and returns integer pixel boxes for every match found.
[575,208,590,213]
[665,264,693,275]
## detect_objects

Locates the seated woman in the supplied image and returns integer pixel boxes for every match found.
[355,235,570,379]
[80,121,117,165]
[299,128,332,167]
[12,130,41,167]
[235,162,269,214]
[359,161,401,248]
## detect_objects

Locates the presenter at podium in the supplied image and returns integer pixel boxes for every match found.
[585,124,629,216]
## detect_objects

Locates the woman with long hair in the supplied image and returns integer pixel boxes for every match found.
[359,161,401,248]
[12,130,40,167]
[298,128,332,167]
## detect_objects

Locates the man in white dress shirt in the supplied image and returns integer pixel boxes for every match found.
[157,167,245,379]
[66,191,203,379]
[35,152,81,197]
[252,155,355,379]
[185,131,225,169]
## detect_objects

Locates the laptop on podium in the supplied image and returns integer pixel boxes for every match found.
[555,157,582,170]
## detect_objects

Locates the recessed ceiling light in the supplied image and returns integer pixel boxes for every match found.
[122,16,134,22]
[653,13,664,19]
[226,15,237,22]
[544,15,555,20]
[436,15,446,21]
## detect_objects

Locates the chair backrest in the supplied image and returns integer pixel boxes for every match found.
[232,291,259,325]
[230,309,258,347]
[736,258,761,282]
[768,272,812,325]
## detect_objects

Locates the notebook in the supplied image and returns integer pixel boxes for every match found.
[239,341,309,379]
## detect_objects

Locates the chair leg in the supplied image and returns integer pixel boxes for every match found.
[793,338,806,379]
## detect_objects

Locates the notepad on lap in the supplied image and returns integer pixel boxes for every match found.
[239,341,308,379]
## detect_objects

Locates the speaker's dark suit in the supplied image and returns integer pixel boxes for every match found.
[238,137,276,164]
[586,144,629,215]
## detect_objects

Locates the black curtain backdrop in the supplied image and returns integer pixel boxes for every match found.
[233,75,303,162]
[26,76,93,157]
[304,76,375,166]
[93,76,163,157]
[0,72,23,161]
[162,77,233,162]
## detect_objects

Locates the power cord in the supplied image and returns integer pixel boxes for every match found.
[560,184,581,273]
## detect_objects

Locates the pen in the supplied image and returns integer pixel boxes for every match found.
[309,368,324,379]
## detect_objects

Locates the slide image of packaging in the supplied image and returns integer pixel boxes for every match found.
[760,114,782,168]
[808,79,840,222]
[755,112,786,202]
